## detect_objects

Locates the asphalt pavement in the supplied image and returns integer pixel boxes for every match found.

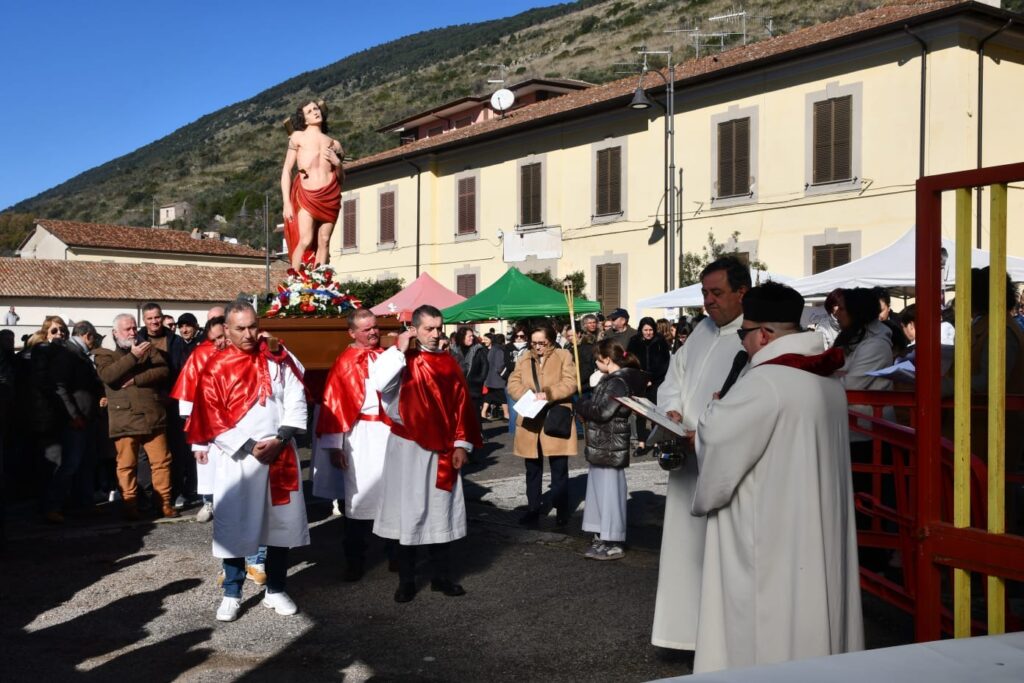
[0,420,912,681]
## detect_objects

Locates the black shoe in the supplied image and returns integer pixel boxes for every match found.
[342,562,365,582]
[518,510,540,528]
[555,512,570,527]
[430,579,466,597]
[394,582,416,603]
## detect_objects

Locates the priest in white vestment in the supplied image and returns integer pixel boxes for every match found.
[314,308,391,581]
[188,302,310,623]
[372,305,482,603]
[692,282,864,673]
[652,256,750,651]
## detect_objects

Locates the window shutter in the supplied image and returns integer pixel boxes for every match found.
[457,177,476,235]
[520,163,542,225]
[456,274,477,298]
[596,146,621,215]
[717,121,735,197]
[813,97,852,184]
[379,191,395,243]
[734,117,750,195]
[812,243,852,274]
[596,263,621,313]
[342,199,357,249]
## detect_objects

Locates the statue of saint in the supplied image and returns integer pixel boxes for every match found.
[280,100,344,270]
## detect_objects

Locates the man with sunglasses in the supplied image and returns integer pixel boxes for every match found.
[651,255,749,654]
[314,308,392,582]
[690,282,862,672]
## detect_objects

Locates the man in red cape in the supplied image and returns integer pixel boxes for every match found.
[372,304,482,603]
[313,308,391,581]
[186,301,310,623]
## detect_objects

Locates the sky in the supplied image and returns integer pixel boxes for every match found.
[0,0,562,211]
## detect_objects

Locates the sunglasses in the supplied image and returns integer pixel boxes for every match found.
[737,326,773,341]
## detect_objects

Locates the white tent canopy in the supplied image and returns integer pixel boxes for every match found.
[636,270,795,309]
[788,228,1024,297]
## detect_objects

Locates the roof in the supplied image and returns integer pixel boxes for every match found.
[31,219,266,259]
[375,77,594,133]
[0,257,287,302]
[349,1,1009,173]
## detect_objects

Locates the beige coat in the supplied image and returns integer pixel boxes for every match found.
[507,346,578,458]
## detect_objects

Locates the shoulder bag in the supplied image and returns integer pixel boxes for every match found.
[531,356,574,439]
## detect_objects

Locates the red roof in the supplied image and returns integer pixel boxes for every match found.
[0,257,285,302]
[347,1,989,173]
[32,219,266,259]
[370,272,466,321]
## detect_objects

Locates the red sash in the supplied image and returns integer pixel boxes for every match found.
[284,173,340,266]
[389,350,482,492]
[187,342,306,506]
[762,347,845,377]
[316,346,383,435]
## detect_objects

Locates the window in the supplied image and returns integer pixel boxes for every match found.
[341,199,357,250]
[457,177,477,235]
[456,273,477,298]
[595,146,622,216]
[812,95,852,185]
[455,116,473,129]
[717,118,750,198]
[812,243,851,274]
[427,125,445,137]
[379,191,395,244]
[520,162,542,225]
[734,251,750,266]
[596,263,621,313]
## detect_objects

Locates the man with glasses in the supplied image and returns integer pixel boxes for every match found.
[651,255,750,654]
[691,282,862,672]
[314,308,392,582]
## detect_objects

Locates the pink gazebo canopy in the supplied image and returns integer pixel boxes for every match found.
[370,272,466,322]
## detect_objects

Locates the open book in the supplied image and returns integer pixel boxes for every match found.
[614,396,689,437]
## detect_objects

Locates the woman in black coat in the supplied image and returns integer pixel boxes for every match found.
[626,316,671,440]
[450,326,489,414]
[576,339,648,560]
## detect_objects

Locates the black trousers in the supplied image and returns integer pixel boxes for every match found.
[343,517,374,565]
[397,542,452,584]
[524,453,569,515]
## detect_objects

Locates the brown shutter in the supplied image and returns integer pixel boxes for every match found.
[596,147,621,215]
[457,177,476,235]
[717,121,734,197]
[812,243,852,274]
[342,199,357,248]
[596,263,621,313]
[456,274,477,298]
[832,95,853,182]
[734,117,750,195]
[520,163,542,225]
[379,191,395,243]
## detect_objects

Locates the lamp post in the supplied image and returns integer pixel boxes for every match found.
[629,48,677,290]
[238,192,272,294]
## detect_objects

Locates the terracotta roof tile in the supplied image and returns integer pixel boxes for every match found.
[348,1,972,172]
[35,219,266,259]
[0,257,286,302]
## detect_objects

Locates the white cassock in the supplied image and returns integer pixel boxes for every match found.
[178,397,215,497]
[372,346,472,546]
[652,314,744,650]
[209,357,310,559]
[692,331,864,673]
[312,355,391,519]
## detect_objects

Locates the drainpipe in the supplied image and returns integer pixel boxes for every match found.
[403,156,422,276]
[903,26,928,180]
[976,20,1012,247]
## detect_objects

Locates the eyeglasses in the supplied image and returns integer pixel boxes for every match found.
[530,341,549,347]
[514,334,526,340]
[737,326,772,341]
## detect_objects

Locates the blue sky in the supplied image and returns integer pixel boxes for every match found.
[0,0,561,211]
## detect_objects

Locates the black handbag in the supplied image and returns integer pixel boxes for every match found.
[531,358,574,439]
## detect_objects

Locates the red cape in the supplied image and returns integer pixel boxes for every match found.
[284,173,340,266]
[170,339,219,405]
[187,342,306,505]
[390,349,482,492]
[317,345,384,436]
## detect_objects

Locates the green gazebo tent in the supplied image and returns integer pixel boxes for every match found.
[441,268,601,323]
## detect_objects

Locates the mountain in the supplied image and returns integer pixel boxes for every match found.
[8,0,1016,253]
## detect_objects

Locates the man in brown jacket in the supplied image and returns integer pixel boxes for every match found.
[94,313,179,519]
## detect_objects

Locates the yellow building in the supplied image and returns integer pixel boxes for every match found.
[335,1,1024,317]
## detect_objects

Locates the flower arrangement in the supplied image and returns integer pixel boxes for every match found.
[264,254,362,318]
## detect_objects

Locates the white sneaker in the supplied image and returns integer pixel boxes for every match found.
[195,502,214,523]
[216,597,241,622]
[263,591,298,616]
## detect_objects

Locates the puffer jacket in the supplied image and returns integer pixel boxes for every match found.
[576,367,649,468]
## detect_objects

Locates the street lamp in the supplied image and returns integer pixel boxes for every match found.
[238,192,272,294]
[629,48,677,291]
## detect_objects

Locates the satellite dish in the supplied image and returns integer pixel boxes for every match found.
[490,88,515,112]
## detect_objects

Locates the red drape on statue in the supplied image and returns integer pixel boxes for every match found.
[316,346,384,436]
[389,349,483,492]
[284,173,340,266]
[187,342,306,505]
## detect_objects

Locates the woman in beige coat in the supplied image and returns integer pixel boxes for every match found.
[507,323,578,527]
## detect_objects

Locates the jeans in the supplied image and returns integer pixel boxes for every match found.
[43,425,93,513]
[246,545,267,567]
[508,402,518,436]
[224,545,285,598]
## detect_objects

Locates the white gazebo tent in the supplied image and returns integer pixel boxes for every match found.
[788,228,1024,297]
[636,270,795,310]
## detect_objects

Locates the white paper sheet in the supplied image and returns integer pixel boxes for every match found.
[513,390,548,419]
